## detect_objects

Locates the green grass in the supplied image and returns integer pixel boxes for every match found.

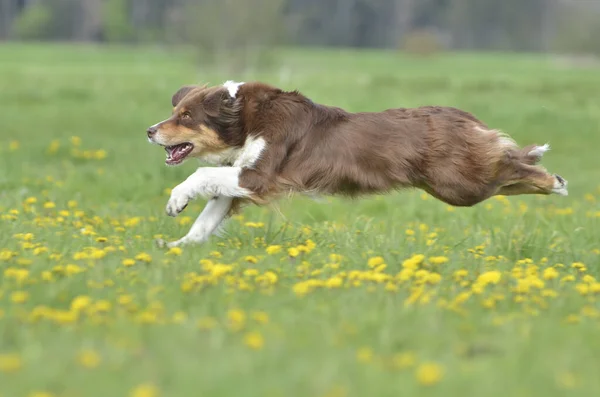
[1,43,599,397]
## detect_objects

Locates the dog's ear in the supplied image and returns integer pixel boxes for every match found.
[203,87,236,118]
[171,85,196,107]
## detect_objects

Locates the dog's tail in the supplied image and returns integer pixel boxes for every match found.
[519,143,550,165]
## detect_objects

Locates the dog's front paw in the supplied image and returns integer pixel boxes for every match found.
[166,187,190,217]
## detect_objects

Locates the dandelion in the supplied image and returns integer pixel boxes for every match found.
[428,256,449,265]
[0,353,22,373]
[70,136,82,146]
[356,347,373,363]
[367,256,385,268]
[251,311,269,324]
[543,267,559,280]
[71,295,92,311]
[77,349,101,369]
[94,149,107,160]
[135,252,152,263]
[288,247,300,257]
[130,383,159,397]
[266,245,282,255]
[122,258,136,267]
[476,270,502,285]
[43,201,56,209]
[392,352,416,369]
[326,276,343,288]
[167,247,182,256]
[243,331,265,350]
[227,309,246,332]
[11,291,29,304]
[416,362,444,386]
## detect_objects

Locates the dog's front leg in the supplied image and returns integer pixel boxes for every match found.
[166,166,251,217]
[164,196,233,248]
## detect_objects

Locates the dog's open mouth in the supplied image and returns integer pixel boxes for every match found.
[165,143,193,165]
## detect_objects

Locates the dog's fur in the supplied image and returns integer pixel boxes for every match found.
[147,81,567,247]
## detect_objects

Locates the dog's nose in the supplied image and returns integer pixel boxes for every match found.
[147,126,157,138]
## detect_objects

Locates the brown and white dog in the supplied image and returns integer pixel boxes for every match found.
[147,81,567,247]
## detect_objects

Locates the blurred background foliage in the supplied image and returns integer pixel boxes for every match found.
[1,0,599,72]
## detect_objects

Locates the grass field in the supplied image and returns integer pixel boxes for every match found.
[1,43,599,397]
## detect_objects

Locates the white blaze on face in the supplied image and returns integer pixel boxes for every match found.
[223,80,245,98]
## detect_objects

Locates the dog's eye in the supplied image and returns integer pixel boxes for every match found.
[181,112,192,120]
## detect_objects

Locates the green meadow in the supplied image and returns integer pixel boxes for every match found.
[0,44,599,397]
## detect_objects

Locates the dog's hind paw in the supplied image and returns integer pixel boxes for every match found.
[551,174,568,196]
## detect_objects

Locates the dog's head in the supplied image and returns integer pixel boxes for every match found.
[146,83,244,166]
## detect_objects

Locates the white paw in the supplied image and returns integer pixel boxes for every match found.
[166,187,190,217]
[552,174,568,196]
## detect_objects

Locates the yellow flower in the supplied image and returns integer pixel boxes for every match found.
[9,140,20,151]
[428,256,449,265]
[244,256,258,264]
[367,256,385,268]
[326,276,343,288]
[43,201,56,209]
[243,268,259,277]
[476,270,502,285]
[293,281,312,297]
[24,197,37,205]
[228,309,246,332]
[392,352,416,369]
[556,372,578,389]
[77,349,101,369]
[543,267,559,280]
[575,283,589,295]
[94,149,107,160]
[329,254,343,262]
[416,362,444,386]
[0,353,22,373]
[71,295,92,311]
[243,331,264,350]
[288,247,300,257]
[426,273,442,285]
[582,275,596,283]
[167,247,182,256]
[135,252,152,263]
[130,383,159,397]
[122,258,136,267]
[356,347,373,363]
[11,291,29,304]
[252,311,269,324]
[453,269,468,280]
[265,245,282,255]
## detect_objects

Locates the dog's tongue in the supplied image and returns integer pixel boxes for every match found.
[165,143,192,165]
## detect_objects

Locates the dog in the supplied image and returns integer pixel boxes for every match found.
[146,81,568,247]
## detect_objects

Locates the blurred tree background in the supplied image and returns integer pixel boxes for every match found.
[1,0,599,70]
